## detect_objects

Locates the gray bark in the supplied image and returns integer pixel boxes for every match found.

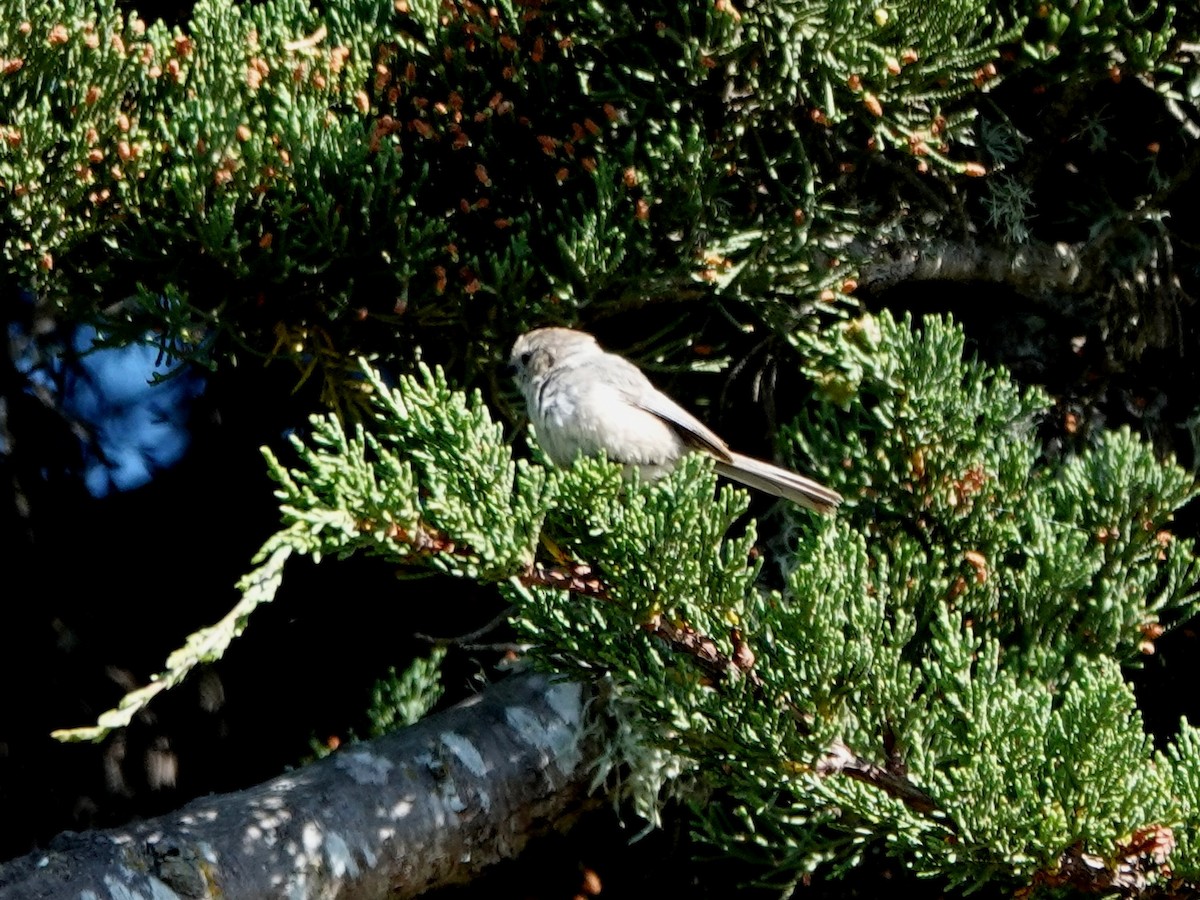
[854,238,1090,298]
[0,673,600,900]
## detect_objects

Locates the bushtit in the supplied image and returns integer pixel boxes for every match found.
[508,327,842,514]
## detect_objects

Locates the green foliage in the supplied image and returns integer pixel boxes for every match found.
[1020,0,1178,71]
[56,312,1200,893]
[307,648,447,760]
[54,361,548,740]
[739,0,1015,142]
[365,647,446,736]
[786,313,1199,673]
[19,0,1200,889]
[52,544,295,742]
[682,312,1199,888]
[513,454,760,667]
[1166,723,1200,869]
[983,173,1035,243]
[7,0,1160,384]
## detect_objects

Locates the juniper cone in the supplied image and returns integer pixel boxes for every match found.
[508,327,843,514]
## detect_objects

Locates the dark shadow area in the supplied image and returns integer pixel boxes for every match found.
[0,352,511,860]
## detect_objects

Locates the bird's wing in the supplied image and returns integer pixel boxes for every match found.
[602,355,733,462]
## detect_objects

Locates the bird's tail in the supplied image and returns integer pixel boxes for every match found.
[715,452,843,514]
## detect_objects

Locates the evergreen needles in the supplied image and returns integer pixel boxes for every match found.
[60,312,1200,894]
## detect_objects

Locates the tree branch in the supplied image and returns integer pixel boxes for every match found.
[815,739,938,817]
[854,238,1091,298]
[0,673,603,900]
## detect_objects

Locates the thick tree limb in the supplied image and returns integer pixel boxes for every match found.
[0,673,603,900]
[854,238,1091,298]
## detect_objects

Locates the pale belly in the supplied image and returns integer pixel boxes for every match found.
[533,379,685,478]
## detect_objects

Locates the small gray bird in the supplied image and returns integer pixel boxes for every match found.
[508,327,842,514]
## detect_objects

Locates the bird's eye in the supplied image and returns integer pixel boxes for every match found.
[520,351,532,366]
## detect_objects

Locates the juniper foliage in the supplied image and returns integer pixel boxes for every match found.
[61,312,1200,893]
[10,0,1200,891]
[8,0,1181,384]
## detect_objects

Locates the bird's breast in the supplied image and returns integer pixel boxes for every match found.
[532,374,685,470]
